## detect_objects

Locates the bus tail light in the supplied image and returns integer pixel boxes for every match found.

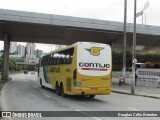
[73,70,82,87]
[73,69,77,80]
[73,69,77,86]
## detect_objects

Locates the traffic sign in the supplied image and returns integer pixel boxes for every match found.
[132,59,137,64]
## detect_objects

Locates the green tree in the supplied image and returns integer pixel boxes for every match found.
[9,59,17,71]
[112,50,160,71]
[0,57,2,71]
[0,58,21,71]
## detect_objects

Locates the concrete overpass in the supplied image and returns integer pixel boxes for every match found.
[16,62,36,71]
[0,9,160,47]
[0,9,160,80]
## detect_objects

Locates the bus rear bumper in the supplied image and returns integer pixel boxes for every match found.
[73,87,111,95]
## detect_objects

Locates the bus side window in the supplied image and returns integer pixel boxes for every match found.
[53,54,58,65]
[48,55,51,65]
[57,56,60,65]
[66,48,74,64]
[46,55,49,66]
[68,57,72,64]
[44,56,47,65]
[59,52,65,64]
[50,54,53,65]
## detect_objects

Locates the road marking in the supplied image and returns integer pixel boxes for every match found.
[42,92,51,98]
[76,109,102,120]
[129,108,140,111]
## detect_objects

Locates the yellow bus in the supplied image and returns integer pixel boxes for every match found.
[38,42,112,98]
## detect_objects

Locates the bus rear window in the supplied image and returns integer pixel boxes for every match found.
[40,48,74,66]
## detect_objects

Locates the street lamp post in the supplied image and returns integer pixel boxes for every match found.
[142,1,149,24]
[131,0,137,94]
[122,0,127,83]
[143,12,147,24]
[142,0,149,24]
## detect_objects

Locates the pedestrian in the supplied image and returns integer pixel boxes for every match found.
[157,75,160,88]
[135,73,138,86]
[135,68,138,86]
[119,75,123,86]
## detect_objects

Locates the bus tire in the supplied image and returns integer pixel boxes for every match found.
[56,83,61,96]
[60,84,66,97]
[89,95,95,98]
[40,79,45,88]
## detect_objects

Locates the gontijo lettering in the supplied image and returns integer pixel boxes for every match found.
[79,62,110,68]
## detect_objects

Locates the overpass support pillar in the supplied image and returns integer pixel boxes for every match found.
[2,33,10,80]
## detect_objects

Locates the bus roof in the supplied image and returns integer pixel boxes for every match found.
[42,42,110,57]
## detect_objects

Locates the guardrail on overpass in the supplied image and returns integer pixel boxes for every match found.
[16,62,36,66]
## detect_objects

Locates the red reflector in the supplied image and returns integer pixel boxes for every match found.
[82,68,108,71]
[73,69,77,79]
[82,68,90,70]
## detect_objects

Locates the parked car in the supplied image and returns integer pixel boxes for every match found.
[24,70,28,74]
[31,71,35,74]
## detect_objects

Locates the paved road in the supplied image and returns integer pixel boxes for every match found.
[1,73,160,120]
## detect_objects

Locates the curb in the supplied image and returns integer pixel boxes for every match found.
[0,77,11,91]
[112,90,160,99]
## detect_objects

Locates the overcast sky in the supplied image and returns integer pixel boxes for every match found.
[0,0,159,52]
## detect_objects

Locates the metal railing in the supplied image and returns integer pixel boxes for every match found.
[112,71,159,88]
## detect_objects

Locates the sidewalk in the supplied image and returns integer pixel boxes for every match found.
[112,82,160,99]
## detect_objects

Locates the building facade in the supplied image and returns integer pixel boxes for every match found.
[10,42,17,54]
[17,44,25,57]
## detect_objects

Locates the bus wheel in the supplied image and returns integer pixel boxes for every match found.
[56,84,61,96]
[40,79,45,88]
[89,95,95,98]
[60,85,66,97]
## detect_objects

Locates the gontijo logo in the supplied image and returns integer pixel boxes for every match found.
[85,47,104,56]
